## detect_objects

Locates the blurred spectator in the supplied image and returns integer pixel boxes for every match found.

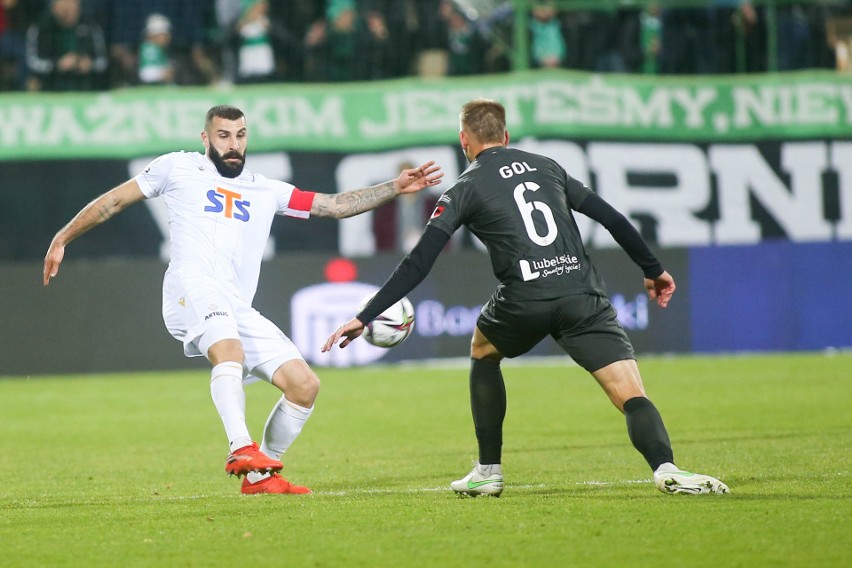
[596,8,639,72]
[25,0,107,91]
[365,0,444,77]
[304,0,389,82]
[529,1,565,69]
[809,3,841,70]
[138,13,174,85]
[439,0,485,75]
[361,6,390,80]
[319,0,360,81]
[237,0,275,82]
[212,0,240,84]
[109,0,214,88]
[1,0,45,90]
[4,0,848,92]
[684,1,766,74]
[302,14,325,81]
[266,0,322,81]
[562,7,637,73]
[731,1,766,72]
[777,4,811,70]
[658,7,715,74]
[776,3,837,71]
[80,0,107,30]
[640,2,661,74]
[474,1,513,74]
[826,7,852,72]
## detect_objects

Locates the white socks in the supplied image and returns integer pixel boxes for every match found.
[261,396,313,459]
[210,362,252,452]
[246,397,313,484]
[655,462,679,475]
[211,363,313,484]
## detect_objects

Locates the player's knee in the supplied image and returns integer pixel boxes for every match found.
[289,376,319,408]
[470,336,502,360]
[470,328,501,360]
[207,338,245,366]
[273,361,320,407]
[301,373,321,399]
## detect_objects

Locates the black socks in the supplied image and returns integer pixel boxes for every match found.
[469,358,506,465]
[624,396,674,471]
[468,366,674,471]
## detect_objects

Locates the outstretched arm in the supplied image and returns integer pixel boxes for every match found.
[321,225,450,351]
[577,192,675,308]
[43,179,146,286]
[310,161,443,219]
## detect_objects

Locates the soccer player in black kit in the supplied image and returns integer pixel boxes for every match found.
[323,98,728,497]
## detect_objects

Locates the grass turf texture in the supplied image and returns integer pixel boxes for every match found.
[1,353,850,567]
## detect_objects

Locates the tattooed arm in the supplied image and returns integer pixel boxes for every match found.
[310,161,443,219]
[44,179,146,285]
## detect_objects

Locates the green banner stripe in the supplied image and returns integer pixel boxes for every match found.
[1,70,850,161]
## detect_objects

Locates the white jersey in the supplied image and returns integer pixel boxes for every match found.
[135,151,314,303]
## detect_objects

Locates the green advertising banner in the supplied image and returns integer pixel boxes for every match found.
[1,69,850,161]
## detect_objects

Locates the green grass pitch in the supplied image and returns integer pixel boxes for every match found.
[1,353,850,567]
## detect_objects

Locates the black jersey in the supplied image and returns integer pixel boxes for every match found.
[428,146,608,301]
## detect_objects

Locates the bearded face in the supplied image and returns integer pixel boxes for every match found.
[208,144,246,178]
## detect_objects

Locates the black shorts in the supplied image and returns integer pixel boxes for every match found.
[477,292,635,372]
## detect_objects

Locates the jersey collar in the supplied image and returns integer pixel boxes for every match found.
[473,145,508,163]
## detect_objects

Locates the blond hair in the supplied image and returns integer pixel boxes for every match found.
[459,99,506,145]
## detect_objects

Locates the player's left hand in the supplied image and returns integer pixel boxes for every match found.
[394,161,443,195]
[645,270,676,308]
[321,317,366,352]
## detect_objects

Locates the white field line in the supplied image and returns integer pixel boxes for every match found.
[578,479,652,486]
[131,479,652,501]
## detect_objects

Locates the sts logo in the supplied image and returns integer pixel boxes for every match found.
[204,188,250,221]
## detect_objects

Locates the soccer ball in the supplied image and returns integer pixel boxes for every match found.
[361,296,415,348]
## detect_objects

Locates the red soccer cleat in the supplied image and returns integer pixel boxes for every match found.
[241,473,312,495]
[225,442,283,477]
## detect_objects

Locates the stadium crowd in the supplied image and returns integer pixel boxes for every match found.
[1,0,849,92]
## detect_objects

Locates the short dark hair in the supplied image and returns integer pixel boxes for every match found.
[205,105,245,129]
[460,99,506,144]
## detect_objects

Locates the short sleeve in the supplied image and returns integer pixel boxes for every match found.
[276,183,315,220]
[135,152,179,198]
[565,175,595,210]
[426,186,462,237]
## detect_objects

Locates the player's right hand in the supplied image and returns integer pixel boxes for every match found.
[321,317,365,352]
[43,241,65,286]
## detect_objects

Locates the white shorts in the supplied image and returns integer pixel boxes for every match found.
[162,267,303,383]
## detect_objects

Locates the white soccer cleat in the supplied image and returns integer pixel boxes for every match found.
[450,462,504,497]
[654,465,729,495]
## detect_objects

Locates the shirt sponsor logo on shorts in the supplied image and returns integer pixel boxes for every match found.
[204,188,251,222]
[519,254,581,281]
[204,310,230,320]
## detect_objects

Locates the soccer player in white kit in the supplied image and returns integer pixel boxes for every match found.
[43,105,444,494]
